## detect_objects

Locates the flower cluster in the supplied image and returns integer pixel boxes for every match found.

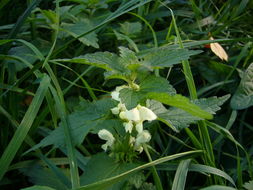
[97,85,157,153]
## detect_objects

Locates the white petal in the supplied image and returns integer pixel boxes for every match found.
[98,129,115,146]
[137,105,157,121]
[134,146,143,153]
[111,91,120,101]
[135,122,143,134]
[123,121,134,133]
[119,111,127,120]
[125,108,140,121]
[135,130,151,147]
[111,107,120,115]
[118,102,127,111]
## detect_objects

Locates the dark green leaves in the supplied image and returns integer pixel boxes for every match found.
[27,98,117,152]
[61,19,99,48]
[231,63,253,110]
[142,48,202,68]
[149,95,230,132]
[119,75,176,109]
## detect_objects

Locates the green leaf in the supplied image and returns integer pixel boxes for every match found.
[172,159,191,190]
[243,180,253,190]
[192,94,230,114]
[20,163,69,190]
[119,75,176,109]
[147,92,213,120]
[0,74,50,180]
[61,19,99,48]
[80,153,138,188]
[200,185,237,190]
[119,21,142,36]
[231,63,253,110]
[76,150,202,190]
[142,48,202,68]
[26,99,117,152]
[21,186,56,190]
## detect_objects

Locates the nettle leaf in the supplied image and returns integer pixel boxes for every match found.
[61,19,99,48]
[20,164,69,190]
[243,180,253,190]
[120,75,176,109]
[80,153,139,189]
[142,48,202,68]
[148,92,213,120]
[27,99,117,152]
[231,63,253,110]
[148,100,200,132]
[119,21,142,36]
[119,46,141,71]
[192,95,230,114]
[149,95,230,132]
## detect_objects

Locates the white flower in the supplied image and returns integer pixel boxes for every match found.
[137,105,157,121]
[119,107,140,122]
[123,121,134,133]
[98,129,115,151]
[111,85,128,101]
[111,107,120,115]
[135,122,143,134]
[134,130,151,152]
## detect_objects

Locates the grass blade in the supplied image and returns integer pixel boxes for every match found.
[172,159,191,190]
[0,74,50,180]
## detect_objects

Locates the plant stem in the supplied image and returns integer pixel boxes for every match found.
[144,145,163,190]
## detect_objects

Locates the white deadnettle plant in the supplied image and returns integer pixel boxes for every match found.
[98,84,157,154]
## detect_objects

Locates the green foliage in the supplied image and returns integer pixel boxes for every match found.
[231,63,253,110]
[0,0,252,189]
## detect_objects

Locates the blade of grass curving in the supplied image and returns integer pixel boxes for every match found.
[0,74,50,180]
[156,163,236,186]
[200,185,237,190]
[172,159,191,190]
[49,86,80,188]
[76,150,202,190]
[143,145,163,190]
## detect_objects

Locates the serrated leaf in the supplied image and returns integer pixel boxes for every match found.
[119,21,142,36]
[119,75,176,109]
[192,94,230,114]
[148,100,200,132]
[147,92,213,120]
[61,19,99,48]
[149,95,229,132]
[142,48,202,68]
[231,63,253,110]
[243,180,253,190]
